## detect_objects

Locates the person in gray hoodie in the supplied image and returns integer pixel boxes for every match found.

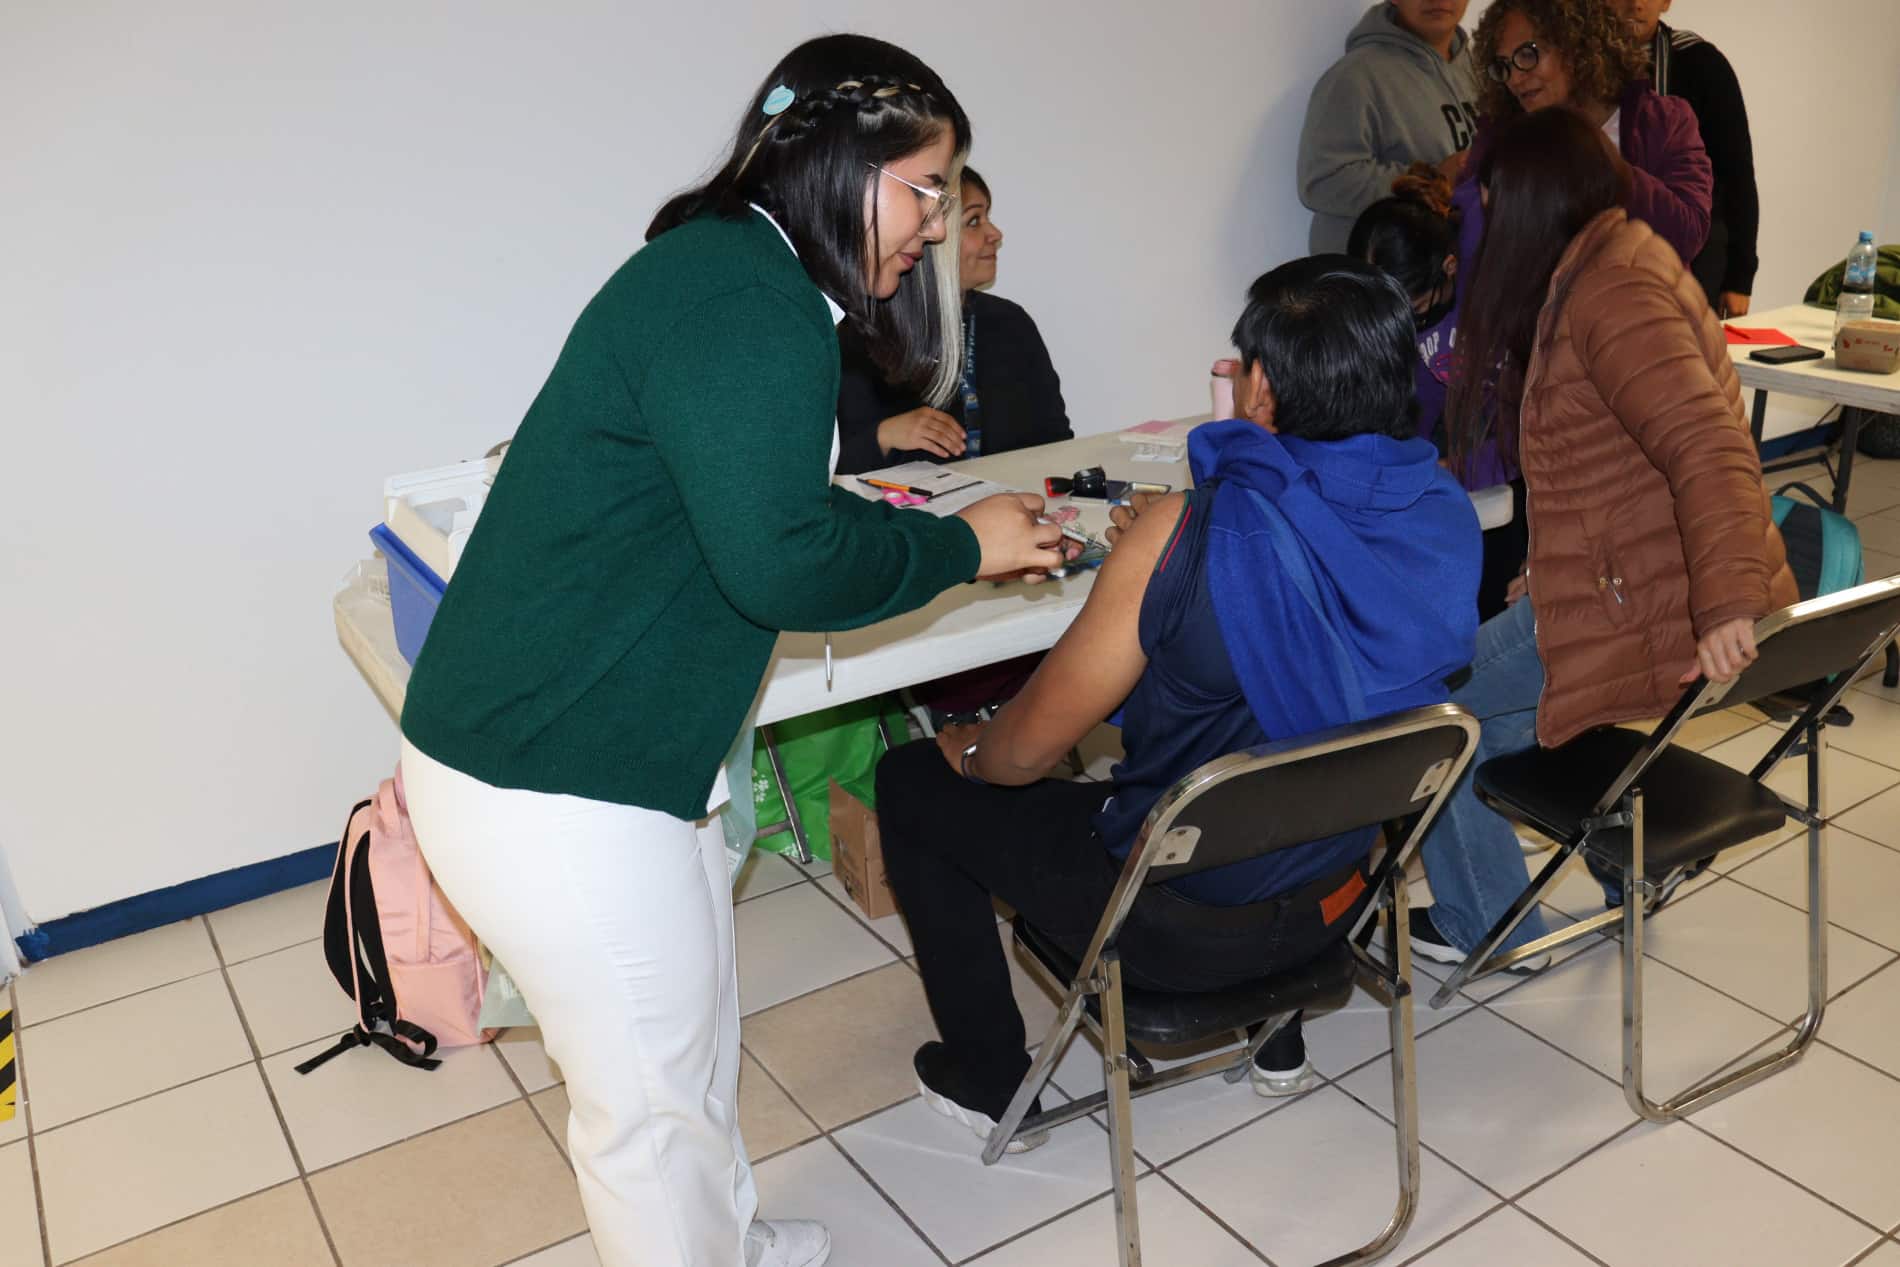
[1298,1,1481,254]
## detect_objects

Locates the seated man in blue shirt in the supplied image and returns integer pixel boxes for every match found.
[874,256,1483,1149]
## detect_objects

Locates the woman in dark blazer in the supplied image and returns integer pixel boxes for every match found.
[835,168,1073,473]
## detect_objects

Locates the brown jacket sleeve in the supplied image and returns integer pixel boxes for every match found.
[1569,265,1774,635]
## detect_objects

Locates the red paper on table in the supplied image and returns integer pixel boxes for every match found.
[1725,325,1798,346]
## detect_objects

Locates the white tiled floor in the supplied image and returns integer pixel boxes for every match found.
[9,763,1900,1267]
[733,884,896,1016]
[261,1039,519,1172]
[225,937,357,1058]
[34,1065,297,1263]
[9,460,1900,1266]
[1518,1122,1882,1267]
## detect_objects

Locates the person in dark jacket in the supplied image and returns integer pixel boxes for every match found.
[1616,0,1761,316]
[835,167,1072,474]
[874,256,1480,1146]
[1463,0,1712,264]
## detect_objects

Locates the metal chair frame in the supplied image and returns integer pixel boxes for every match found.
[1430,577,1900,1122]
[981,704,1483,1267]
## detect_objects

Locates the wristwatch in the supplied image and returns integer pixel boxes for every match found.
[960,740,987,785]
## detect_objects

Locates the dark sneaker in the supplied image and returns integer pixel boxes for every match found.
[913,1042,1047,1154]
[1410,907,1550,975]
[1594,854,1711,912]
[1250,1017,1315,1098]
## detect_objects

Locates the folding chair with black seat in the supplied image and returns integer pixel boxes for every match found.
[1430,577,1900,1121]
[980,703,1483,1267]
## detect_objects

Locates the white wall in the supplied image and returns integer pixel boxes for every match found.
[3,0,1898,922]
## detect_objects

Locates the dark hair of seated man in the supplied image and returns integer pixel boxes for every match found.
[870,255,1484,1138]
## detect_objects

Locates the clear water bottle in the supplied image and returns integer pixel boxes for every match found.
[1837,230,1878,340]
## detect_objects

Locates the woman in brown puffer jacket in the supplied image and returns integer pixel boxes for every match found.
[1408,107,1796,967]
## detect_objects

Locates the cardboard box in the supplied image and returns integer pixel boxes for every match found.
[829,779,898,920]
[1837,320,1900,374]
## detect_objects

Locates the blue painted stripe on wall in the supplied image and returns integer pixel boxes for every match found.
[15,844,334,963]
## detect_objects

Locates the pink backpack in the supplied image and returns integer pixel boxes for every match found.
[296,766,492,1073]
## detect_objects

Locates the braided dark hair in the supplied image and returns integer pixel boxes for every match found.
[649,36,972,401]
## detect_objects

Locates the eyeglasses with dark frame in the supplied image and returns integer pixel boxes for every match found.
[1486,40,1542,83]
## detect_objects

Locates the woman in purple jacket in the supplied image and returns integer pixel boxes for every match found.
[1458,0,1712,262]
[1414,0,1710,620]
[1350,173,1527,622]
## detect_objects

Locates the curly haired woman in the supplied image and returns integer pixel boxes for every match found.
[1460,0,1711,263]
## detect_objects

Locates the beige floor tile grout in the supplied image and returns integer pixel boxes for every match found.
[16,963,226,1033]
[1824,1023,1900,1088]
[741,954,912,1024]
[14,981,54,1267]
[1480,902,1900,1095]
[203,917,345,1267]
[290,1046,524,1179]
[733,1042,823,1165]
[47,1073,575,1264]
[494,1232,593,1267]
[1677,1080,1894,1242]
[218,933,326,971]
[1467,977,1900,1248]
[26,1058,257,1141]
[802,863,913,961]
[734,855,818,905]
[1145,1168,1279,1266]
[1478,1113,1647,1216]
[1435,1204,1614,1267]
[939,1182,1159,1267]
[1386,1200,1524,1267]
[63,1186,299,1265]
[1320,965,1833,1220]
[816,1134,956,1267]
[1720,836,1900,956]
[490,1030,567,1175]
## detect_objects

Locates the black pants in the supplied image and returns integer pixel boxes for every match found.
[875,739,1368,1116]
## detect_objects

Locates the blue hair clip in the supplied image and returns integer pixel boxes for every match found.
[762,85,795,116]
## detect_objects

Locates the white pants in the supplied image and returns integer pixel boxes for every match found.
[401,738,754,1267]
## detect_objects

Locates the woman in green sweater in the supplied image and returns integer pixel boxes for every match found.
[397,35,1062,1267]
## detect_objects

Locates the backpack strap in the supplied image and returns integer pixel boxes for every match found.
[295,1021,442,1074]
[303,792,446,1073]
[318,799,372,1002]
[344,841,444,1057]
[1774,480,1833,511]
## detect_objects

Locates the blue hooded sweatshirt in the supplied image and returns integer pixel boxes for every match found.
[1094,420,1480,904]
[1193,421,1480,739]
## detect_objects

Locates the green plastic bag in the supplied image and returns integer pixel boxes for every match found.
[751,695,907,860]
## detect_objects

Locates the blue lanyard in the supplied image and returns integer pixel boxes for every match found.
[960,311,978,402]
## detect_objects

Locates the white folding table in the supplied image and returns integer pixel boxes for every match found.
[337,423,1516,857]
[1729,302,1900,513]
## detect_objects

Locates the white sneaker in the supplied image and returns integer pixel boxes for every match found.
[743,1220,830,1267]
[916,1075,1049,1153]
[1249,1058,1317,1098]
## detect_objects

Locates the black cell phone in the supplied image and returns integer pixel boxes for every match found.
[1750,344,1825,364]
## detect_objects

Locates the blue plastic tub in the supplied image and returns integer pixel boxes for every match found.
[370,523,446,665]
